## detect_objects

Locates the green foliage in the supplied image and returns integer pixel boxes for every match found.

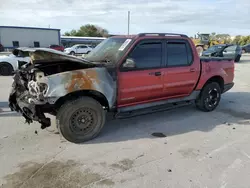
[64,24,109,37]
[232,35,242,44]
[209,33,232,43]
[208,32,250,46]
[232,35,250,46]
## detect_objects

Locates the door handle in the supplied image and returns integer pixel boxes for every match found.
[154,71,161,76]
[190,68,195,72]
[149,71,161,76]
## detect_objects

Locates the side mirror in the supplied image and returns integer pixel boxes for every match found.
[123,58,136,68]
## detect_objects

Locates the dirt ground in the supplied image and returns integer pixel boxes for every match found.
[1,55,250,188]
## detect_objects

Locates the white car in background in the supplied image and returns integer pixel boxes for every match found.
[64,44,93,55]
[0,53,30,76]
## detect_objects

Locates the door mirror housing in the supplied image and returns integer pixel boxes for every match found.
[123,58,136,68]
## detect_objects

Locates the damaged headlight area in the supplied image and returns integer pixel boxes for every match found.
[9,69,52,129]
[28,80,48,101]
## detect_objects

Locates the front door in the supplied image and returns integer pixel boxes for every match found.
[222,45,237,59]
[162,39,200,98]
[117,39,164,107]
[76,45,87,54]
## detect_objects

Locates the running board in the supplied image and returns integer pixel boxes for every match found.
[115,101,193,119]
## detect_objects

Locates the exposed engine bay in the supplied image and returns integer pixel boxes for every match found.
[9,60,94,129]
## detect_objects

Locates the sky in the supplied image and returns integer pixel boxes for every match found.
[0,0,249,37]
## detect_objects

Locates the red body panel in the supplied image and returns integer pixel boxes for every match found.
[116,35,235,108]
[161,37,201,98]
[196,60,234,90]
[118,68,164,107]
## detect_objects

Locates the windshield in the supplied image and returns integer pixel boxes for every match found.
[84,37,133,63]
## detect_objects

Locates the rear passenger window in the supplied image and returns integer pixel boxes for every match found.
[166,42,192,67]
[128,42,162,69]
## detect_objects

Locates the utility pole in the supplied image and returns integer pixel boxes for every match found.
[127,11,130,35]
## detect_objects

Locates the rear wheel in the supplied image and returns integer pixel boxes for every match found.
[0,62,14,76]
[56,97,106,143]
[195,82,221,112]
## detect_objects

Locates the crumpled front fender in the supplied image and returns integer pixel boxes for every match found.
[43,68,116,108]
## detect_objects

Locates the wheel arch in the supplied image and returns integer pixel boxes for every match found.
[54,89,110,111]
[203,76,224,91]
[0,61,14,70]
[0,61,14,75]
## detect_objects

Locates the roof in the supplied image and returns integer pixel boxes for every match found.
[61,36,106,40]
[0,26,60,31]
[111,35,136,39]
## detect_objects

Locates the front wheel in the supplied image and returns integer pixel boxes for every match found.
[69,51,75,55]
[0,63,14,76]
[195,82,221,112]
[56,97,106,143]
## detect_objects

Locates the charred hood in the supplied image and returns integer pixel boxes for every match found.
[13,47,102,76]
[13,47,94,65]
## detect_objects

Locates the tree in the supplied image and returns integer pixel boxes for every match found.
[64,24,109,37]
[232,35,242,44]
[210,32,217,40]
[215,34,231,43]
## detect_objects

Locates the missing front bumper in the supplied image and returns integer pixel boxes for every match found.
[9,89,52,129]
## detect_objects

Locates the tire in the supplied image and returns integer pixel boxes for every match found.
[86,51,90,54]
[235,55,241,62]
[195,82,221,112]
[56,97,106,143]
[69,51,75,55]
[0,62,14,76]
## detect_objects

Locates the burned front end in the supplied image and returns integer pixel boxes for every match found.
[9,68,52,129]
[8,48,116,129]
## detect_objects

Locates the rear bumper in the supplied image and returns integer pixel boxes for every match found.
[223,82,234,93]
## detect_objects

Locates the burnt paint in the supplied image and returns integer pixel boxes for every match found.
[43,67,116,108]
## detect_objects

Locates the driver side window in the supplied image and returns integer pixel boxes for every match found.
[122,41,162,70]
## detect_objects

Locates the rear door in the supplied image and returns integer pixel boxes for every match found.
[162,39,200,98]
[118,39,165,107]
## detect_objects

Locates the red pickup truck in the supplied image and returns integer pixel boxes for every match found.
[9,33,234,143]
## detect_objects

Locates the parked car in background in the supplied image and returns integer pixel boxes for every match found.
[49,44,64,52]
[241,44,250,53]
[64,44,93,55]
[202,44,242,62]
[0,50,30,75]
